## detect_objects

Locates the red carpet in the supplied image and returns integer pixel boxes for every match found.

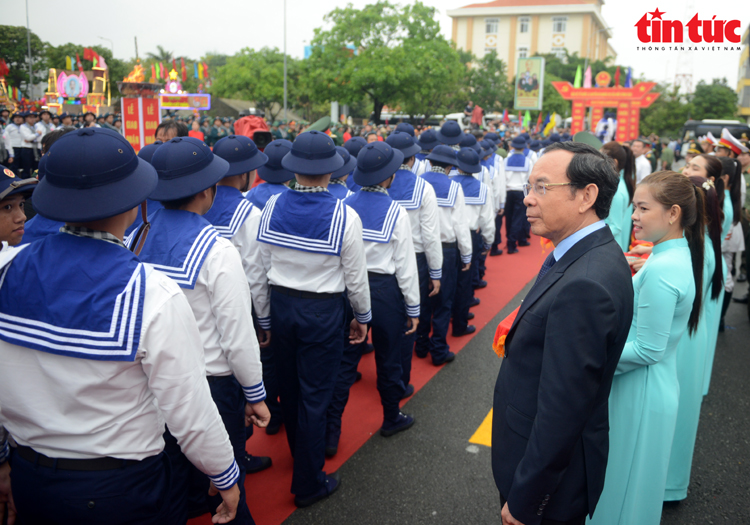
[190,237,545,525]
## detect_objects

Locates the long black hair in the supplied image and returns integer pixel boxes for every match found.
[601,141,636,201]
[688,176,724,300]
[718,157,742,225]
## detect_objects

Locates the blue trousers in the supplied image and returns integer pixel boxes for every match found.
[453,231,484,333]
[272,289,345,496]
[251,311,283,426]
[326,297,366,444]
[188,376,254,524]
[10,450,172,525]
[504,191,526,249]
[492,212,503,249]
[416,245,458,363]
[401,252,429,386]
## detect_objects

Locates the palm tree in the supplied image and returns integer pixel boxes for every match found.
[146,45,173,63]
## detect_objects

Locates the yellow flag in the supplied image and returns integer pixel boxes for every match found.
[65,56,72,70]
[198,63,204,80]
[543,113,557,136]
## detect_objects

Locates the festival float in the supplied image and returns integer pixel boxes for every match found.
[158,68,211,112]
[118,61,162,152]
[45,60,108,116]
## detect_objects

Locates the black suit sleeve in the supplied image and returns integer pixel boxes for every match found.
[507,278,618,525]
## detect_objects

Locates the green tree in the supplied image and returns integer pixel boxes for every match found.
[0,25,47,96]
[469,50,513,112]
[639,84,689,137]
[210,47,288,122]
[690,78,738,121]
[146,45,173,63]
[307,1,449,123]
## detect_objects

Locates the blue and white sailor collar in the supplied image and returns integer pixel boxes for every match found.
[388,168,425,210]
[344,189,400,244]
[203,185,254,239]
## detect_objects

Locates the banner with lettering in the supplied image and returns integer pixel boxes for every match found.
[121,98,162,152]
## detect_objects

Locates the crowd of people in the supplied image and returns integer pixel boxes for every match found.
[0,105,747,525]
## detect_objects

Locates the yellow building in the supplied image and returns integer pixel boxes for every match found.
[447,0,616,80]
[738,25,750,122]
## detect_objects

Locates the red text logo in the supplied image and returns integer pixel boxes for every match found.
[635,8,741,43]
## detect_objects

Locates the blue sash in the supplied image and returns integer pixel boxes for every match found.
[203,186,254,239]
[19,215,63,245]
[388,169,425,210]
[453,175,487,206]
[136,208,219,289]
[257,191,346,256]
[421,172,458,208]
[245,182,289,209]
[328,183,353,201]
[505,152,531,172]
[344,191,400,244]
[125,199,164,237]
[0,234,146,361]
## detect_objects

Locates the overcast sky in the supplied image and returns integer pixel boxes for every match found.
[5,0,746,88]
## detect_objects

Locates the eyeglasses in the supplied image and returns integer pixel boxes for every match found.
[522,181,574,197]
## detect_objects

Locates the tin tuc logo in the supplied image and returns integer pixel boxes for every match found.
[635,8,741,43]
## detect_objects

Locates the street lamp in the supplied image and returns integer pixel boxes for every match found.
[98,36,114,56]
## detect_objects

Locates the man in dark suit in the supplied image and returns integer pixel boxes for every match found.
[492,141,634,525]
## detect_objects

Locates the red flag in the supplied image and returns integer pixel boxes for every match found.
[83,48,92,61]
[517,112,522,129]
[535,112,543,133]
[502,109,509,124]
[0,59,9,77]
[180,57,187,81]
[202,62,209,78]
[151,63,156,80]
[76,53,83,72]
[160,62,165,79]
[172,58,177,72]
[614,66,621,87]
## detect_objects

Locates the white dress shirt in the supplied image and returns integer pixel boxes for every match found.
[493,155,507,209]
[635,154,652,184]
[424,176,473,264]
[183,238,265,402]
[222,206,272,329]
[259,204,372,323]
[505,152,532,192]
[458,176,496,248]
[0,264,239,488]
[1,125,22,158]
[362,203,421,317]
[391,173,443,279]
[19,124,38,148]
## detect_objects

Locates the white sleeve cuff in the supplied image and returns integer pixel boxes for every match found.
[208,459,240,490]
[242,381,267,403]
[429,268,442,280]
[405,304,420,318]
[354,310,372,324]
[460,253,472,264]
[0,440,8,463]
[256,316,271,330]
[483,242,492,251]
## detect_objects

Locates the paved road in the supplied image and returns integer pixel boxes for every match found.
[284,279,750,525]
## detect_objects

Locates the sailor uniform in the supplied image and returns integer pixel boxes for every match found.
[19,214,64,245]
[257,187,370,497]
[246,182,290,209]
[136,208,264,524]
[388,166,442,384]
[0,232,239,523]
[327,186,419,441]
[19,123,39,177]
[328,177,354,200]
[124,199,164,237]
[504,151,532,250]
[418,166,472,363]
[2,123,23,175]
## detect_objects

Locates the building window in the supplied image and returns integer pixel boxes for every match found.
[551,47,567,60]
[518,47,529,59]
[519,17,530,33]
[552,16,567,33]
[485,18,499,34]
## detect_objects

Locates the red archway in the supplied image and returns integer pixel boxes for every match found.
[551,81,660,142]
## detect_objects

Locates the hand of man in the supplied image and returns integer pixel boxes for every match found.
[349,319,368,344]
[7,158,12,165]
[405,317,419,335]
[257,328,271,348]
[245,400,271,428]
[0,461,16,525]
[501,502,525,525]
[208,483,240,524]
[428,279,441,297]
[462,262,471,272]
[497,209,504,216]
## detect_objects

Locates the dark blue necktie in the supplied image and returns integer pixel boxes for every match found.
[534,252,556,285]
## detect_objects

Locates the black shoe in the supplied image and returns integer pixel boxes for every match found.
[294,471,341,508]
[663,500,682,509]
[401,384,414,399]
[415,348,428,358]
[452,325,476,337]
[507,247,519,254]
[470,297,480,308]
[489,249,503,256]
[518,240,530,247]
[243,454,272,474]
[733,294,749,304]
[355,371,362,382]
[380,413,415,437]
[474,280,487,289]
[432,351,455,366]
[362,343,375,355]
[737,273,747,283]
[467,312,475,320]
[265,420,283,435]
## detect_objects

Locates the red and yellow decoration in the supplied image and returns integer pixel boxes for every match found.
[492,306,519,358]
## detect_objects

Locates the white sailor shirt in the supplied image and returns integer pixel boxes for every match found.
[19,124,39,148]
[2,124,23,158]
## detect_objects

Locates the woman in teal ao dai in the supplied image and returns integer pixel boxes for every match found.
[601,141,636,252]
[589,171,705,525]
